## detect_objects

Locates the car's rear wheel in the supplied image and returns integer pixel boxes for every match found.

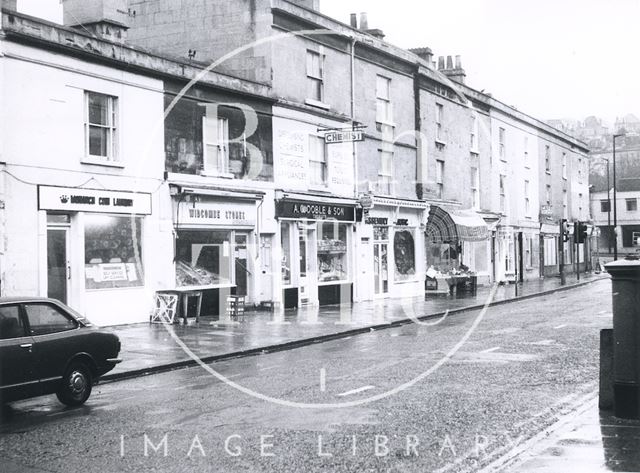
[56,362,92,406]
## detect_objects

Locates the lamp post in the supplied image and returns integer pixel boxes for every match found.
[613,133,624,261]
[599,157,612,255]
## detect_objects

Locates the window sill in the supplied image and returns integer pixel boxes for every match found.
[81,157,124,168]
[376,120,396,129]
[470,149,479,156]
[545,170,552,175]
[305,99,331,110]
[435,139,446,147]
[200,171,235,179]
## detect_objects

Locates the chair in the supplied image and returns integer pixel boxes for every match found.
[150,293,179,324]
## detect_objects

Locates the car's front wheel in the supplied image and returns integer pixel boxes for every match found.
[56,362,93,406]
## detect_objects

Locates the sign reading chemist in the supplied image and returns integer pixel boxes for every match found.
[38,186,152,215]
[277,199,355,222]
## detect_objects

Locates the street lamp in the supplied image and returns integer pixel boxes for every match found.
[613,133,625,261]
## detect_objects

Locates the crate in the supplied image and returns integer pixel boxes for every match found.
[226,295,245,317]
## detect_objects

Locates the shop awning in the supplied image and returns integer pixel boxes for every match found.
[426,206,489,243]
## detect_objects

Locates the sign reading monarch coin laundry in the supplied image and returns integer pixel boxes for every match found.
[38,185,152,214]
[276,199,356,222]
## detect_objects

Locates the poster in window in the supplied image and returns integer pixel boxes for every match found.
[394,230,415,280]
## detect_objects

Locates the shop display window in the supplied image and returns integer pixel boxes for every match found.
[317,222,348,282]
[84,215,144,290]
[175,230,231,286]
[427,241,460,272]
[394,229,416,280]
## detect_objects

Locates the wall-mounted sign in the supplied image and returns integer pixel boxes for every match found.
[276,199,355,222]
[38,186,152,215]
[395,219,409,226]
[324,130,364,144]
[359,193,374,210]
[365,217,388,226]
[177,199,256,227]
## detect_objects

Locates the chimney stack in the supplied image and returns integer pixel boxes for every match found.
[350,13,358,28]
[63,0,130,43]
[439,54,466,84]
[359,12,368,30]
[1,0,16,10]
[409,47,434,66]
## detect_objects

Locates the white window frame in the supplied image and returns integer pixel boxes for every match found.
[376,75,392,124]
[499,174,506,213]
[378,148,393,195]
[470,113,479,152]
[435,104,444,142]
[84,91,118,162]
[471,166,479,209]
[202,115,230,176]
[524,180,531,217]
[436,159,444,199]
[309,134,327,187]
[498,127,506,161]
[306,50,324,103]
[545,145,551,172]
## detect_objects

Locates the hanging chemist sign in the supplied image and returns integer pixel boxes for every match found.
[276,199,356,222]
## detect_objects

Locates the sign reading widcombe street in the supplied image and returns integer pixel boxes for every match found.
[324,130,364,144]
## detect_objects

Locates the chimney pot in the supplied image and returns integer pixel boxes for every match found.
[1,0,17,11]
[446,55,453,69]
[359,12,368,31]
[455,55,462,69]
[350,13,357,28]
[437,56,445,70]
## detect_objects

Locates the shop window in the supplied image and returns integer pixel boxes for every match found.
[203,116,229,175]
[317,222,348,282]
[309,135,327,187]
[394,229,416,280]
[373,225,389,241]
[84,215,144,290]
[175,230,231,286]
[85,91,118,161]
[281,223,292,285]
[427,241,459,272]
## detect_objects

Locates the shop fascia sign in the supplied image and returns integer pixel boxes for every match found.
[320,125,366,144]
[277,199,355,222]
[38,186,152,215]
[179,199,257,227]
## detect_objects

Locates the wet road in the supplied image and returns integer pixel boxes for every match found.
[0,280,611,472]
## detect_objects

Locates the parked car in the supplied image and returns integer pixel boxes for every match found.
[0,297,121,406]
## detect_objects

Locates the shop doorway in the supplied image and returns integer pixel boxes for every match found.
[298,225,316,305]
[373,226,389,296]
[234,233,249,297]
[46,221,70,304]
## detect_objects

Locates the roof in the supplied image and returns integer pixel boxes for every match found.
[618,178,640,192]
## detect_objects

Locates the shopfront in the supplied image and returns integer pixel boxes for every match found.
[172,187,261,315]
[276,196,356,308]
[540,222,560,277]
[357,197,427,300]
[37,185,154,326]
[425,205,490,288]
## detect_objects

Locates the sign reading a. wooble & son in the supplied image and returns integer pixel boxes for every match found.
[276,199,356,222]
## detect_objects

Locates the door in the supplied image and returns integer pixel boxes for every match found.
[47,227,69,304]
[373,242,389,296]
[297,225,316,305]
[0,304,37,402]
[234,233,249,297]
[517,232,524,282]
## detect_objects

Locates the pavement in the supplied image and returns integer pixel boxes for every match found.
[103,272,606,382]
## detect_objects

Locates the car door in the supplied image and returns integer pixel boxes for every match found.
[0,304,37,402]
[23,303,80,395]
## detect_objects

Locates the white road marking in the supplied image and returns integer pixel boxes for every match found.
[320,368,326,392]
[390,332,400,337]
[554,324,568,329]
[480,346,501,353]
[525,339,556,346]
[205,331,240,337]
[360,347,373,352]
[259,364,280,371]
[337,385,375,397]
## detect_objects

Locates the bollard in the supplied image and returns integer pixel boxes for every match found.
[605,258,640,419]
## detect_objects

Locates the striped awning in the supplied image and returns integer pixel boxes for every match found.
[426,206,489,243]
